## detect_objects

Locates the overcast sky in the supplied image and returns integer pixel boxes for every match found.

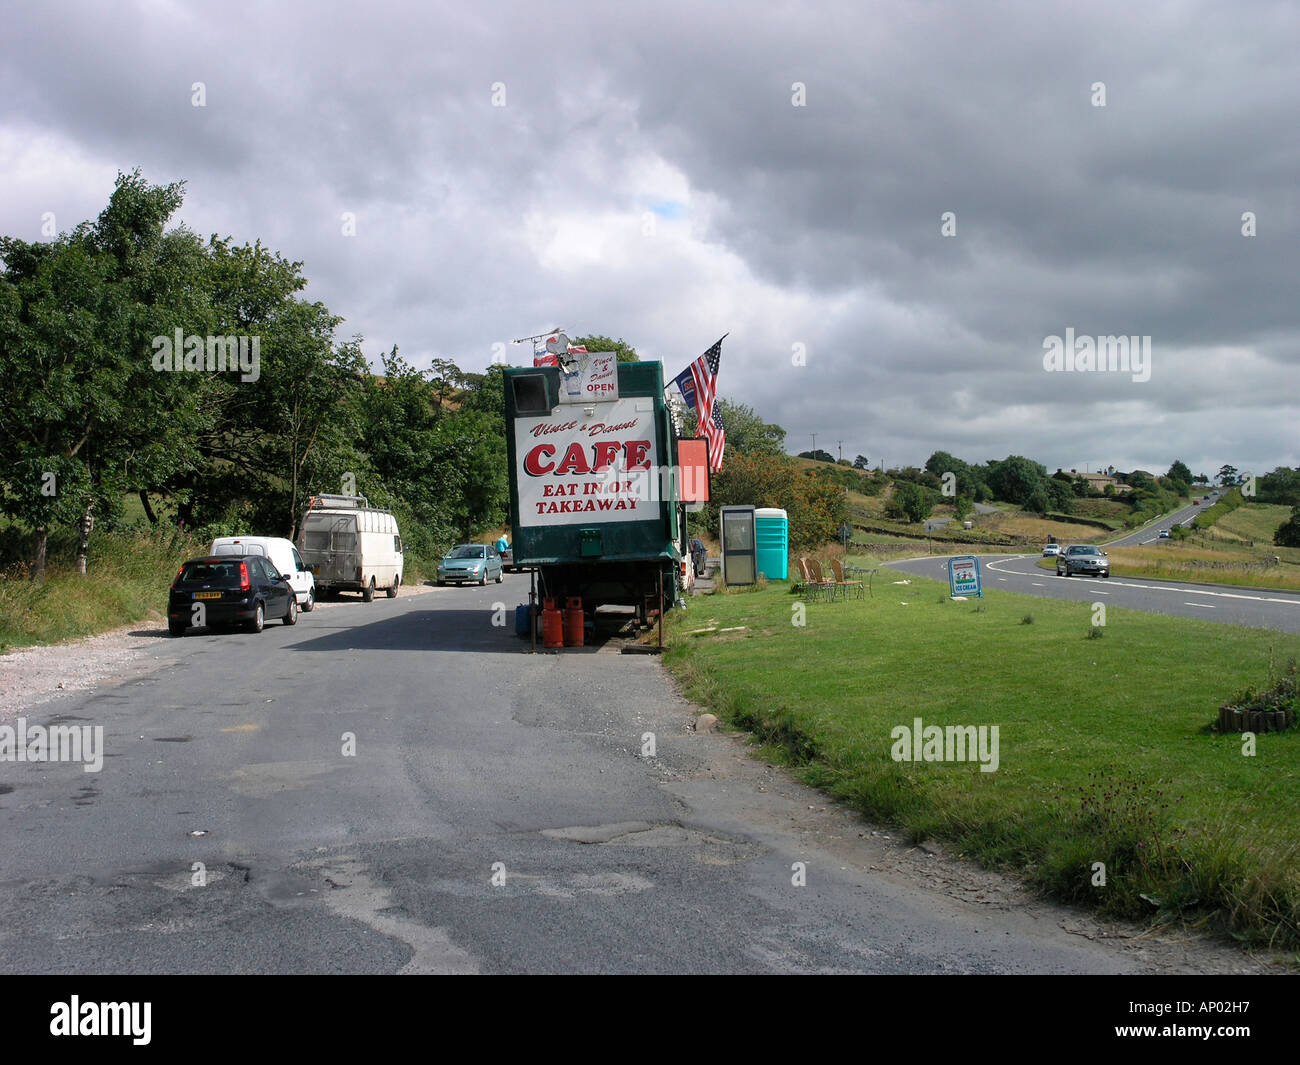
[3,0,1296,479]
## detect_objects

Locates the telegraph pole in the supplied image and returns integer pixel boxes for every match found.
[837,440,843,462]
[810,432,817,456]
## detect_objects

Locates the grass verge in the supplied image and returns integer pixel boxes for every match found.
[0,527,203,652]
[666,577,1300,950]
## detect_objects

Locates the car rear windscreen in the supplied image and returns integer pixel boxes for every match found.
[180,561,242,583]
[214,543,265,556]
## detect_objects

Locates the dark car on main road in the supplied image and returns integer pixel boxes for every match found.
[168,555,298,635]
[1056,545,1110,578]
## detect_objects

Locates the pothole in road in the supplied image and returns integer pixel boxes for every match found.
[541,820,767,864]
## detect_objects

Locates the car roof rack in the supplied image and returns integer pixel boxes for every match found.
[306,493,370,510]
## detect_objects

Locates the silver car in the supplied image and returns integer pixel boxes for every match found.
[1056,545,1109,578]
[437,544,504,585]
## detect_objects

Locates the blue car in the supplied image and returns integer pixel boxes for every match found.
[437,544,504,586]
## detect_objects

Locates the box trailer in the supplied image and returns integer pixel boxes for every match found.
[504,359,688,629]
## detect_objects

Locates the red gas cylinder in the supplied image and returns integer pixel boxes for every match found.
[563,597,584,647]
[541,598,564,648]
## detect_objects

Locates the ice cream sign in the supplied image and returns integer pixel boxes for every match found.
[559,351,619,404]
[947,555,982,598]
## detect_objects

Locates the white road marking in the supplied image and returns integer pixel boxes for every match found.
[980,556,1298,607]
[1186,602,1215,609]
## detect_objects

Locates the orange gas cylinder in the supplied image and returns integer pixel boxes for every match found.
[563,597,584,646]
[542,598,564,648]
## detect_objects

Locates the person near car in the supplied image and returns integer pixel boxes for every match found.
[497,534,509,554]
[690,537,707,577]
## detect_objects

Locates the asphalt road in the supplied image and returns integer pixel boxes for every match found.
[1104,489,1225,547]
[0,579,1260,974]
[884,550,1300,633]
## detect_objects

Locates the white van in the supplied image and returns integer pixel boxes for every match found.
[209,536,317,611]
[297,495,404,601]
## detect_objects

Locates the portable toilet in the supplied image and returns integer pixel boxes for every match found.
[719,505,757,586]
[754,508,789,580]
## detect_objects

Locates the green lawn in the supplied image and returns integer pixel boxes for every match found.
[667,575,1300,949]
[1218,504,1292,544]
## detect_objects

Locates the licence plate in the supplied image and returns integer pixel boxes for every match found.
[194,591,222,600]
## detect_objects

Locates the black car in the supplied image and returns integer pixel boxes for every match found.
[168,555,298,636]
[1056,545,1110,578]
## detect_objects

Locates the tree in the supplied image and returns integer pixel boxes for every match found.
[1218,464,1239,486]
[1258,467,1300,506]
[1045,478,1073,513]
[706,451,846,550]
[853,454,870,470]
[797,449,835,464]
[572,334,638,363]
[886,481,935,523]
[1126,470,1157,495]
[1167,459,1193,486]
[1025,487,1051,516]
[0,170,212,576]
[712,398,785,457]
[986,455,1048,507]
[1275,505,1300,548]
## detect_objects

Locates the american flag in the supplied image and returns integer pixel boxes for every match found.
[673,335,727,472]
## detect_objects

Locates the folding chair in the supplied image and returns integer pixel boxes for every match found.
[829,558,864,599]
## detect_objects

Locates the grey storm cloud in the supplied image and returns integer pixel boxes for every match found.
[1,0,1296,477]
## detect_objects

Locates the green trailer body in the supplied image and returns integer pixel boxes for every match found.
[504,360,685,616]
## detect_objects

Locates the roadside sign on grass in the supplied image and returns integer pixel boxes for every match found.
[948,555,982,598]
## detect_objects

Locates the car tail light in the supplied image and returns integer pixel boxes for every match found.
[171,565,185,589]
[239,562,250,591]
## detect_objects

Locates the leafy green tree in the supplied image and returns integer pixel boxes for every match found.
[1126,470,1157,495]
[572,334,638,363]
[986,455,1048,506]
[887,481,935,523]
[1275,505,1300,548]
[1167,459,1193,486]
[713,398,785,457]
[1218,464,1239,486]
[1045,478,1073,513]
[853,454,870,470]
[924,450,985,498]
[0,170,212,576]
[1258,467,1300,506]
[797,449,835,464]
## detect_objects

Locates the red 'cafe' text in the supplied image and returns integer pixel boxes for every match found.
[524,440,652,476]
